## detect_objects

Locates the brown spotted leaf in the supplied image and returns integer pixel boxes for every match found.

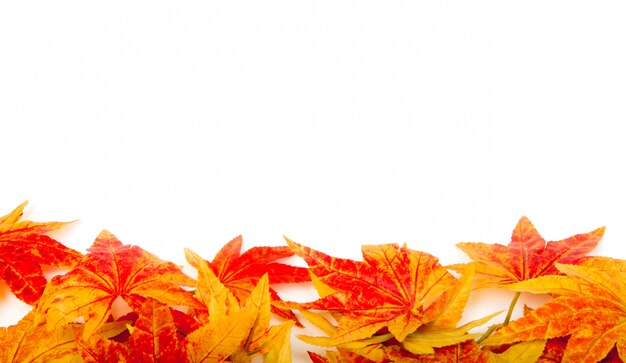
[35,230,203,338]
[0,201,81,304]
[449,217,604,289]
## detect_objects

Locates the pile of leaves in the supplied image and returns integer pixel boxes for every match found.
[0,202,623,362]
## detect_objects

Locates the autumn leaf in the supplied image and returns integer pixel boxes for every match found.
[0,201,81,304]
[306,348,378,363]
[487,340,546,363]
[449,216,604,289]
[203,235,310,324]
[78,335,130,363]
[76,297,187,363]
[0,310,127,363]
[483,258,626,362]
[297,265,499,356]
[537,337,569,363]
[284,238,461,345]
[35,230,203,338]
[184,253,294,363]
[128,298,186,363]
[390,341,490,363]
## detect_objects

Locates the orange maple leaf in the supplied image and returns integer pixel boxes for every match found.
[185,249,295,362]
[203,235,310,324]
[0,310,127,363]
[0,201,81,304]
[284,238,460,344]
[77,298,186,363]
[483,257,626,362]
[449,216,604,288]
[35,230,203,338]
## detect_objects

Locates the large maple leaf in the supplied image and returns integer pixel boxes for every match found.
[200,235,310,324]
[35,230,203,338]
[296,264,499,356]
[0,201,82,304]
[449,216,604,288]
[483,257,626,362]
[283,238,461,344]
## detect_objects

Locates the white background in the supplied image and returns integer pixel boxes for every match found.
[1,1,625,360]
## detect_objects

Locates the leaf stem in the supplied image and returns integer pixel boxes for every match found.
[476,323,501,344]
[503,292,521,326]
[477,291,522,344]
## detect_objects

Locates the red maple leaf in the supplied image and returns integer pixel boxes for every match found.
[204,235,310,324]
[0,201,81,304]
[449,216,604,288]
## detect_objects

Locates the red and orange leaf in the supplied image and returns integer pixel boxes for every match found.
[128,298,185,363]
[78,335,130,363]
[307,348,379,363]
[35,230,203,338]
[537,336,569,363]
[308,351,329,363]
[484,260,626,362]
[0,201,82,304]
[385,341,489,363]
[0,310,127,363]
[203,235,310,324]
[449,217,604,289]
[184,300,256,362]
[284,238,459,344]
[76,298,189,363]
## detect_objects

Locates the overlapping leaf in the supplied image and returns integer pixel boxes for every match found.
[76,297,185,363]
[2,203,625,362]
[185,248,294,363]
[0,201,81,304]
[483,257,626,362]
[0,310,127,363]
[203,235,310,323]
[35,230,203,338]
[449,217,604,288]
[284,238,461,345]
[296,264,499,358]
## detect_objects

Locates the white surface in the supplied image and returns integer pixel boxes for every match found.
[2,1,626,360]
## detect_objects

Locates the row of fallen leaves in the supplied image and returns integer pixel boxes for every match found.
[0,202,623,362]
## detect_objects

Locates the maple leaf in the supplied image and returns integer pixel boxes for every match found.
[202,235,310,324]
[390,341,489,363]
[297,265,499,356]
[486,340,546,363]
[449,217,604,289]
[0,310,127,363]
[184,251,294,363]
[76,297,187,363]
[78,335,130,363]
[0,201,82,304]
[537,337,569,363]
[35,230,203,338]
[283,238,462,345]
[483,257,626,362]
[307,349,378,363]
